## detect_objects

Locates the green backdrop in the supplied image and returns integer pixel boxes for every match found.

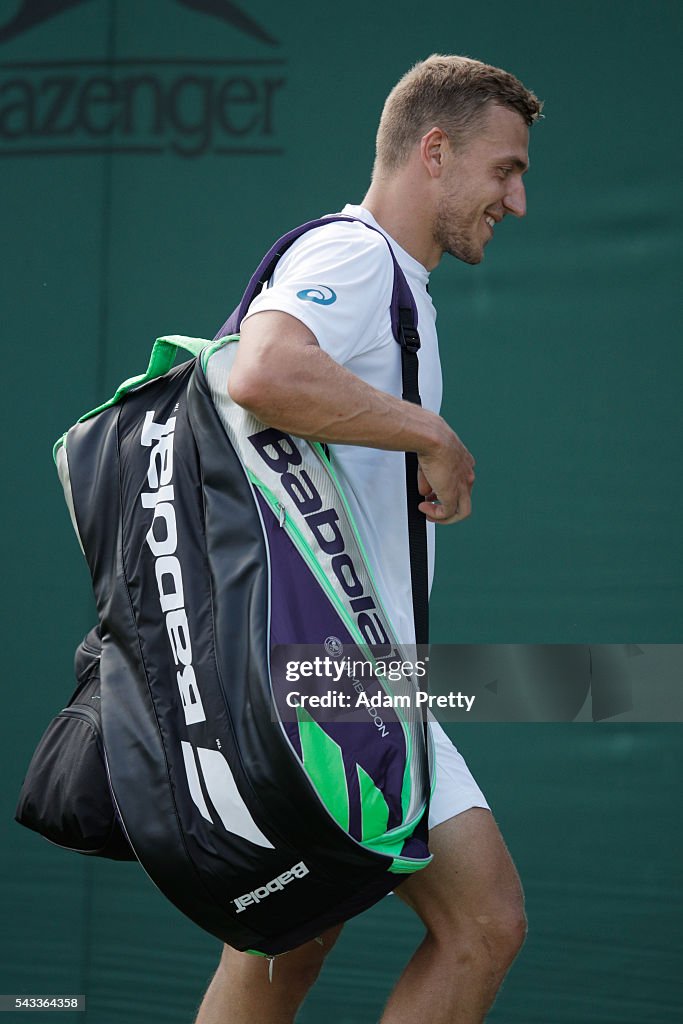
[2,1,681,1021]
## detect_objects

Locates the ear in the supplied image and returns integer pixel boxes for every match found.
[419,127,449,179]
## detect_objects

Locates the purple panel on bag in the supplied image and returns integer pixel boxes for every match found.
[397,825,430,862]
[257,492,408,836]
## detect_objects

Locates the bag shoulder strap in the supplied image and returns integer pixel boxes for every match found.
[214,215,419,347]
[215,214,429,645]
[398,313,429,647]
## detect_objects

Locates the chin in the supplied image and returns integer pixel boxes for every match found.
[450,248,483,266]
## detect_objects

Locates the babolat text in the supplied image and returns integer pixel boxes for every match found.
[232,861,310,914]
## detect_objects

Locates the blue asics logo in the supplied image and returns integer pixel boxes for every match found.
[296,286,337,305]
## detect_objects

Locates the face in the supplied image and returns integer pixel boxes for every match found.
[433,103,530,265]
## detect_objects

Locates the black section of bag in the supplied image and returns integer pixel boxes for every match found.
[15,626,135,861]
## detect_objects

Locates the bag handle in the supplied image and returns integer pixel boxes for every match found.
[77,335,209,423]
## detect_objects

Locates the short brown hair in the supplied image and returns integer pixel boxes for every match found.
[374,54,543,174]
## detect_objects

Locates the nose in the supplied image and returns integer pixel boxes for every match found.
[503,178,526,218]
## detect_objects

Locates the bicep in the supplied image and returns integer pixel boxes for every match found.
[228,310,319,409]
[238,309,318,359]
[240,226,394,366]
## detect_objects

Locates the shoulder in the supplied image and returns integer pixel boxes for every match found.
[276,218,394,279]
[247,217,398,362]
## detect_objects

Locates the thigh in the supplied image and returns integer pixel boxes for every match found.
[428,720,489,829]
[395,809,524,933]
[219,922,345,981]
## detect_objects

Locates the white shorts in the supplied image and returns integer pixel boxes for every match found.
[428,719,490,830]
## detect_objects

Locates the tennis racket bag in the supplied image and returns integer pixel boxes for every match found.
[23,217,433,956]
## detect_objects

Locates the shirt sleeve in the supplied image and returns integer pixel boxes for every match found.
[242,220,395,367]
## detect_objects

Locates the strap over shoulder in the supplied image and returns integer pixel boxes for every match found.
[213,215,419,349]
[213,214,429,645]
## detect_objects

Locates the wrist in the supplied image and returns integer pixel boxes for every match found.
[415,411,455,457]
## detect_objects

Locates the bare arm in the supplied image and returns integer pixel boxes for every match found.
[229,310,475,524]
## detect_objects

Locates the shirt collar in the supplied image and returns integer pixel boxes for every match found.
[340,204,430,286]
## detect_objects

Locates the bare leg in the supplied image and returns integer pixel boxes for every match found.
[194,925,343,1024]
[380,808,527,1024]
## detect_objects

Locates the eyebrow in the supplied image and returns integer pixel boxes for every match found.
[504,156,530,173]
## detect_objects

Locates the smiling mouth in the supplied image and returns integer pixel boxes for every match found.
[484,215,495,233]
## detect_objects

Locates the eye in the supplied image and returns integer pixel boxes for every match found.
[497,166,512,179]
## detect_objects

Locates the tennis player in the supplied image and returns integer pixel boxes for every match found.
[196,54,542,1024]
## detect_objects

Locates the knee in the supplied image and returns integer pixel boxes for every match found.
[487,899,527,964]
[431,891,527,973]
[468,892,528,970]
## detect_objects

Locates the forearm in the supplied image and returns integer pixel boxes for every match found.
[229,311,451,456]
[230,310,474,523]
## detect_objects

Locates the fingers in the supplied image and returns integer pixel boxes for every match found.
[417,465,433,498]
[416,464,474,523]
[416,429,476,524]
[419,486,472,524]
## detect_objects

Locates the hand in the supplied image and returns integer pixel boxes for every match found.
[416,429,475,524]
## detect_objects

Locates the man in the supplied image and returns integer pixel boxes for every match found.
[196,54,542,1024]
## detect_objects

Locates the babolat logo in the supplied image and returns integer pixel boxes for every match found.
[140,408,206,726]
[248,427,392,651]
[232,861,309,914]
[0,0,285,158]
[140,406,276,853]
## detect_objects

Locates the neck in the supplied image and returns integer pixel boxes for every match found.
[361,173,442,271]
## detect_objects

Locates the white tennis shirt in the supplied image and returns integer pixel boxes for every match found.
[243,204,443,644]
